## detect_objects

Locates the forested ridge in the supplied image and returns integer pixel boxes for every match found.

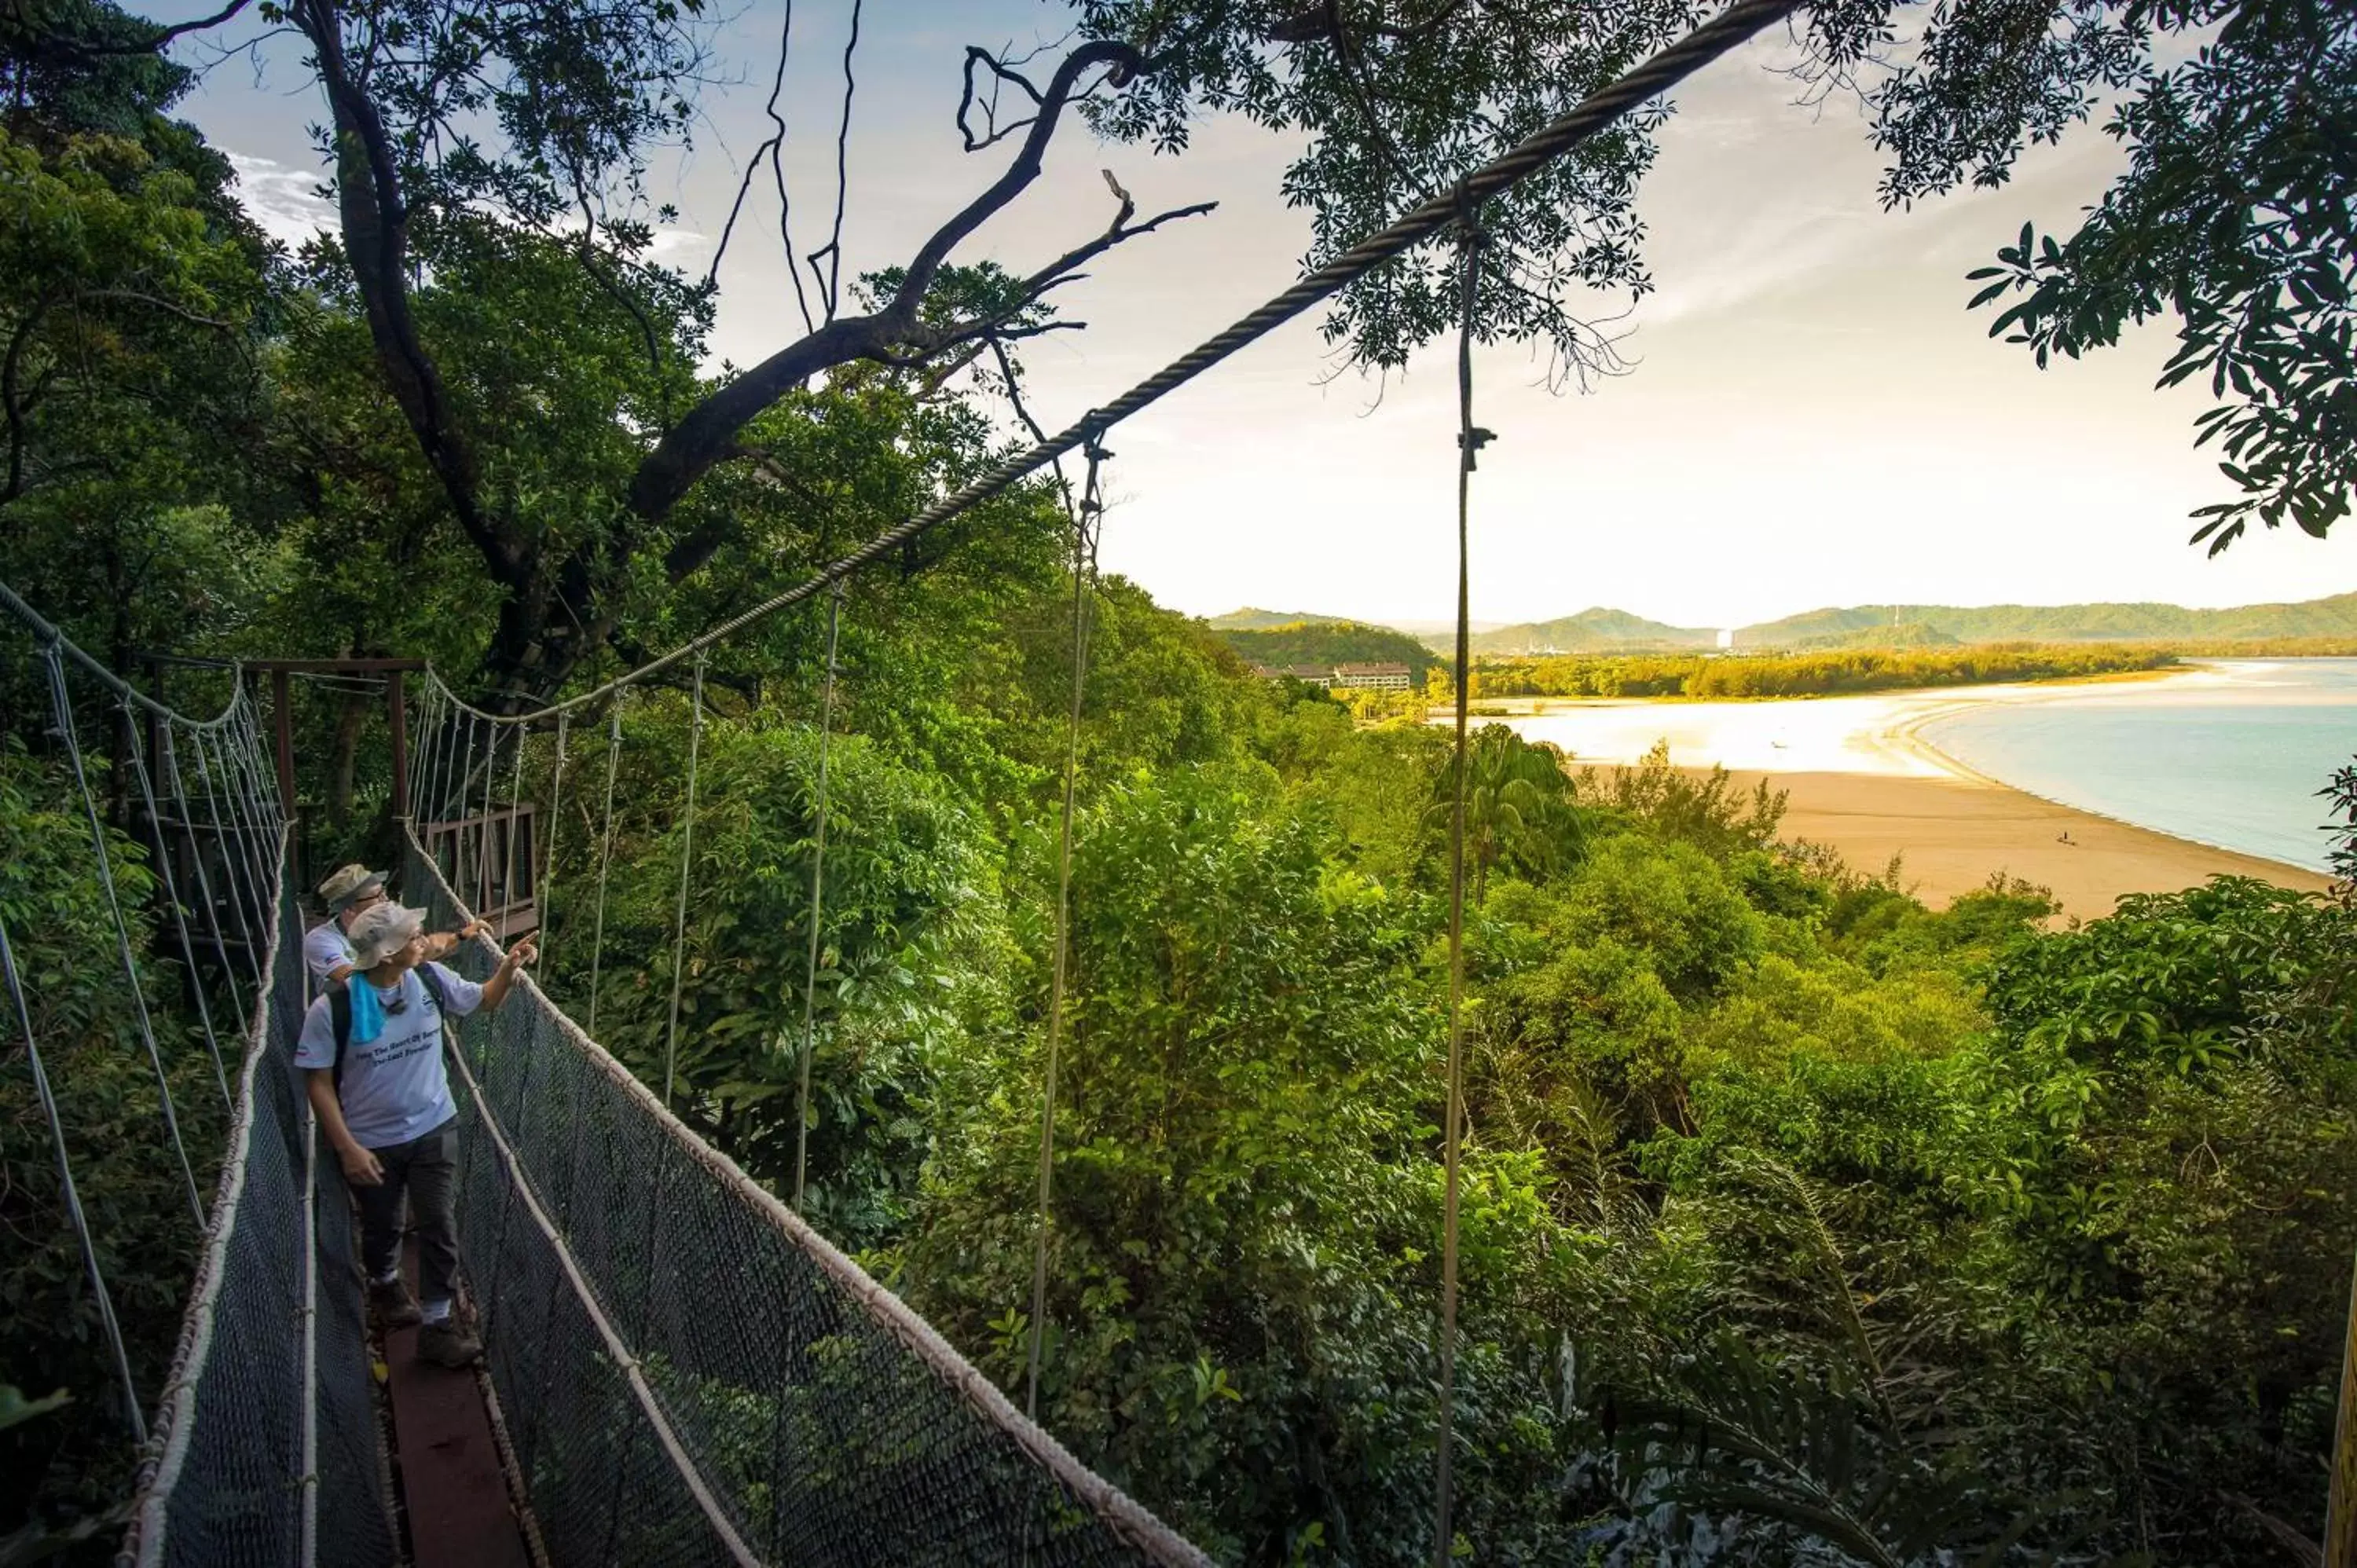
[5,0,2357,1563]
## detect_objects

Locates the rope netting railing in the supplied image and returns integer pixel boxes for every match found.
[0,581,394,1567]
[118,832,399,1568]
[405,827,1213,1567]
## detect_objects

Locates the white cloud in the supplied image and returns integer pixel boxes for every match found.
[227,152,336,248]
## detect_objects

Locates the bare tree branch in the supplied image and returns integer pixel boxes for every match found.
[47,0,256,57]
[625,38,1149,526]
[706,0,813,335]
[814,0,864,323]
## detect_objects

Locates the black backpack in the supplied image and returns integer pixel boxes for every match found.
[327,966,454,1088]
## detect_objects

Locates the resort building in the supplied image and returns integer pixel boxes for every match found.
[1330,661,1413,692]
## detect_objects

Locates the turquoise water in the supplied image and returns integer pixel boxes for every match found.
[1919,660,2357,873]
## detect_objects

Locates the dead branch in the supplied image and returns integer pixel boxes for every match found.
[625,37,1149,526]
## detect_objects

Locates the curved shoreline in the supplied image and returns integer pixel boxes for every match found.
[1877,700,2330,880]
[1479,670,2339,918]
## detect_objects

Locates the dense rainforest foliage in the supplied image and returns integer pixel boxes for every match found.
[4,0,2356,1563]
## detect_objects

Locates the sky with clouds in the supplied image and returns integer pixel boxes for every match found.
[168,0,2351,632]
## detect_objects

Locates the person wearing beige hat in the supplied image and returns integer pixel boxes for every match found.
[296,899,535,1368]
[305,863,486,987]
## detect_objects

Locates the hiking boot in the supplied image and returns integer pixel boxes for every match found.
[368,1276,421,1330]
[417,1317,483,1369]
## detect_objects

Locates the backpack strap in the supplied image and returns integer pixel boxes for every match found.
[329,982,353,1090]
[415,963,453,1024]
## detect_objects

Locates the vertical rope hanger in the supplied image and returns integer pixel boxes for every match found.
[792,581,846,1212]
[662,656,709,1105]
[119,701,231,1106]
[503,714,528,921]
[1026,425,1113,1422]
[1435,190,1491,1568]
[159,728,242,999]
[39,644,206,1227]
[586,700,625,1037]
[0,913,146,1441]
[541,712,571,962]
[182,724,266,997]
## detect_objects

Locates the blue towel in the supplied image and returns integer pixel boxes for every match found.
[348,980,389,1045]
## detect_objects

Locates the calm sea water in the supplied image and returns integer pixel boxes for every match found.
[1919,660,2357,872]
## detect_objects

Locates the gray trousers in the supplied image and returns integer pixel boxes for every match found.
[354,1117,460,1307]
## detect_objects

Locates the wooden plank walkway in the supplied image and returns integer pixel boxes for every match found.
[386,1241,532,1568]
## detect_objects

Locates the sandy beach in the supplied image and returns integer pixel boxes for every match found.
[1721,768,2331,920]
[1485,672,2339,921]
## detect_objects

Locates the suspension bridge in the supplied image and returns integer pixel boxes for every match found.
[0,5,1868,1564]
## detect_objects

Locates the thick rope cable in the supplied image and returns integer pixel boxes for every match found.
[1025,434,1110,1422]
[424,0,1800,731]
[662,657,709,1105]
[792,583,845,1212]
[585,702,625,1037]
[0,580,245,730]
[119,702,231,1106]
[40,645,205,1226]
[1433,193,1489,1568]
[0,910,147,1441]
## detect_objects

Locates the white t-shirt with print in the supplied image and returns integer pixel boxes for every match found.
[302,919,357,984]
[295,962,483,1149]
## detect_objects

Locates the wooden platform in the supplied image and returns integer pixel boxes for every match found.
[385,1242,532,1568]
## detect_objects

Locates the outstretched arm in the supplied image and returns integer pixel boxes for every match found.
[478,937,538,1013]
[424,919,489,963]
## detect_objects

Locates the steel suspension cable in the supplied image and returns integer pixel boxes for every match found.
[421,0,1801,732]
[503,716,527,918]
[1025,434,1110,1422]
[219,706,277,896]
[1433,196,1489,1568]
[586,702,625,1037]
[662,658,709,1105]
[0,910,147,1441]
[40,645,205,1226]
[792,583,845,1212]
[475,719,503,913]
[184,727,266,998]
[159,730,240,996]
[541,713,571,958]
[217,718,279,958]
[454,714,480,882]
[119,702,230,1106]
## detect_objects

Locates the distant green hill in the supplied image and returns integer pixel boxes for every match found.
[1465,607,1717,654]
[1215,620,1439,683]
[1208,606,1361,630]
[1736,592,2357,647]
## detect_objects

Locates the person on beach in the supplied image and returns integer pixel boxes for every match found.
[305,863,485,986]
[298,900,536,1368]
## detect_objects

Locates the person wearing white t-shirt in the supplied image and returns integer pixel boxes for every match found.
[298,900,535,1368]
[305,863,485,986]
